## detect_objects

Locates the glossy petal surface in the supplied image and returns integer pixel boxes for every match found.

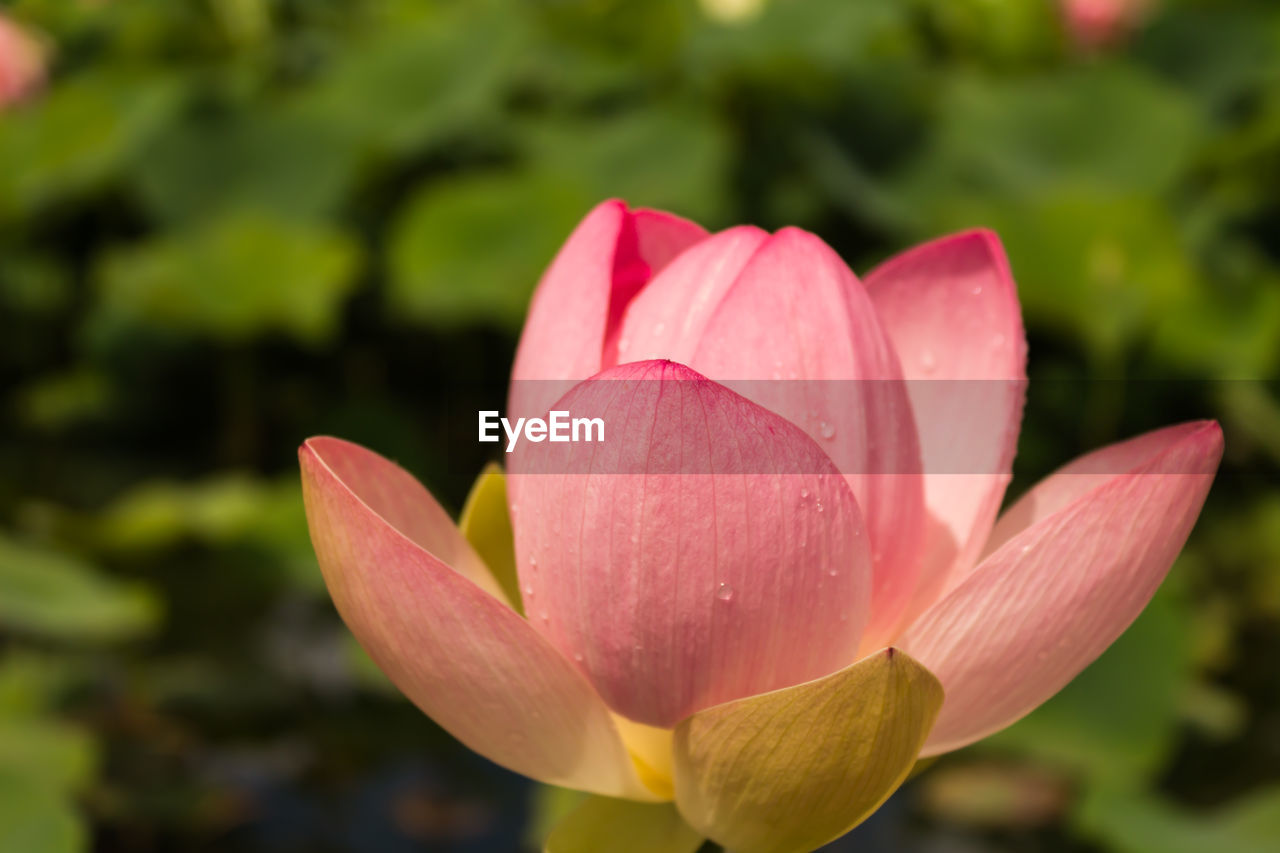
[512,200,706,418]
[511,360,871,727]
[864,230,1027,629]
[672,648,943,853]
[300,437,653,799]
[621,228,927,645]
[902,421,1223,755]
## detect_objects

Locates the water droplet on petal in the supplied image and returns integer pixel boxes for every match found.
[920,349,937,374]
[971,284,984,296]
[573,652,584,663]
[992,333,1006,347]
[523,584,534,596]
[539,610,550,623]
[818,421,836,440]
[716,583,735,602]
[827,568,839,577]
[653,322,666,336]
[800,488,810,499]
[815,501,825,513]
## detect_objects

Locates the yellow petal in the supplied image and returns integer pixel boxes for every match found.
[544,795,703,853]
[673,648,944,853]
[459,463,522,614]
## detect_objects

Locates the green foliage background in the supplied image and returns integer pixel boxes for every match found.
[0,0,1277,850]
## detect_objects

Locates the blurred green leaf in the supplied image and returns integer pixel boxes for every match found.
[0,776,85,853]
[0,534,159,641]
[14,369,112,431]
[900,66,1201,200]
[133,108,360,225]
[298,2,527,156]
[0,72,182,220]
[525,106,732,225]
[1076,786,1280,853]
[387,169,591,328]
[0,717,96,795]
[93,475,321,591]
[93,212,362,344]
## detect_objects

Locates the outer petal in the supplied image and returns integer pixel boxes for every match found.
[621,228,927,646]
[300,437,655,799]
[511,360,871,728]
[672,648,944,853]
[511,200,707,418]
[863,230,1027,630]
[544,796,703,853]
[901,421,1223,755]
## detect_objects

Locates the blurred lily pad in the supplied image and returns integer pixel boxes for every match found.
[93,212,362,345]
[900,66,1201,200]
[93,475,321,592]
[133,107,360,226]
[0,71,182,220]
[0,534,159,641]
[524,106,732,226]
[0,777,85,853]
[1076,786,1280,853]
[387,169,592,328]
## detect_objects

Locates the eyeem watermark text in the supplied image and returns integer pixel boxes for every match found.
[478,411,605,453]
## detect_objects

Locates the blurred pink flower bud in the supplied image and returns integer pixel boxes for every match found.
[1062,0,1154,49]
[0,13,46,108]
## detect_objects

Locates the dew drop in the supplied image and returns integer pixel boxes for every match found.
[800,488,810,499]
[815,501,825,513]
[529,556,538,569]
[971,284,984,296]
[539,610,550,623]
[573,652,584,663]
[827,568,839,578]
[919,349,937,374]
[818,421,836,440]
[991,333,1006,347]
[653,322,666,336]
[716,583,735,602]
[1021,544,1033,555]
[523,584,534,596]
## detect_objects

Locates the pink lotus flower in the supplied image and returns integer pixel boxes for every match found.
[301,201,1221,852]
[0,14,46,109]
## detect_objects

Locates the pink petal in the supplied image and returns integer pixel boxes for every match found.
[863,230,1027,629]
[510,361,871,728]
[625,227,926,646]
[511,200,707,419]
[612,225,770,367]
[300,437,655,798]
[900,421,1223,755]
